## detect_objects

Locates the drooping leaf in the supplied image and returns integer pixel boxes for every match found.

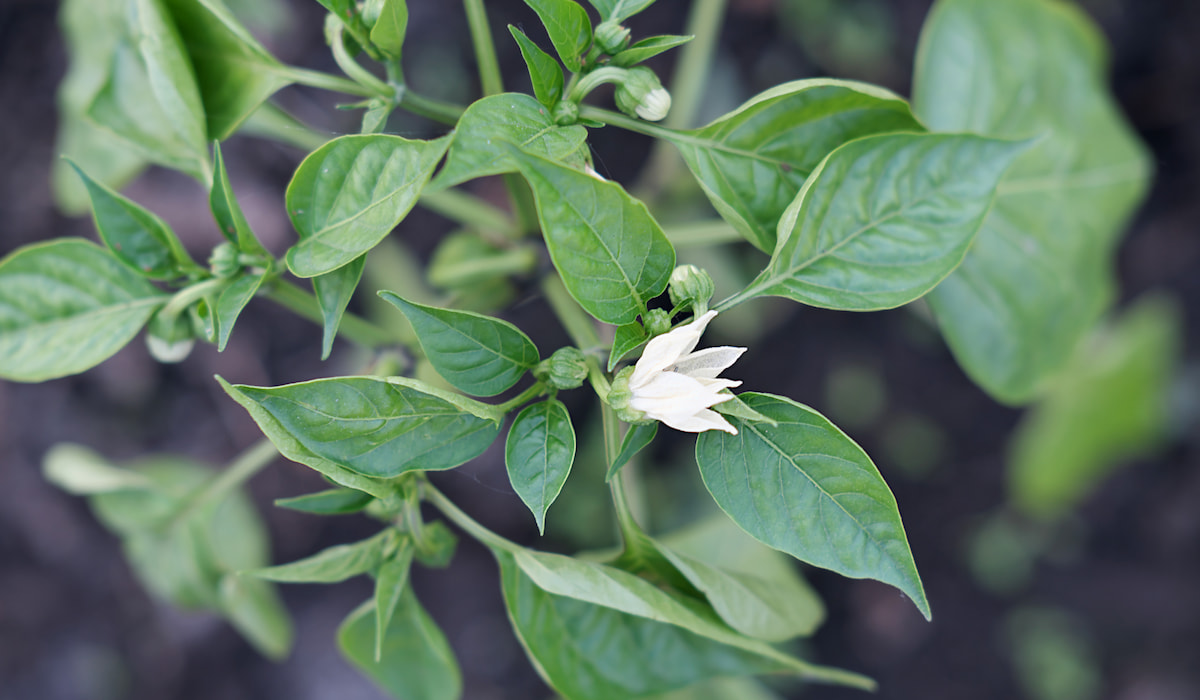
[0,239,166,382]
[369,0,408,61]
[608,321,648,371]
[338,593,461,700]
[380,292,540,396]
[611,34,694,67]
[224,376,503,479]
[285,134,450,277]
[741,132,1027,311]
[215,269,267,351]
[429,93,588,190]
[248,529,393,583]
[514,150,676,325]
[695,393,929,620]
[913,0,1152,403]
[210,141,268,255]
[506,400,576,534]
[585,0,655,23]
[522,0,592,72]
[313,255,366,360]
[606,421,657,481]
[218,573,293,660]
[373,538,415,661]
[509,25,565,108]
[668,80,923,251]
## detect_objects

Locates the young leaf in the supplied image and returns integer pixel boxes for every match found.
[373,538,415,661]
[914,0,1152,403]
[608,321,648,371]
[338,593,461,700]
[218,574,293,660]
[741,132,1028,311]
[585,0,655,23]
[428,93,588,190]
[313,255,366,360]
[68,161,197,280]
[611,34,694,67]
[605,421,656,481]
[506,400,577,534]
[0,239,166,382]
[275,487,374,515]
[695,393,930,620]
[509,25,565,108]
[215,269,267,351]
[379,292,540,396]
[210,142,268,255]
[514,150,676,325]
[224,376,503,479]
[523,0,592,72]
[285,134,450,278]
[667,79,923,252]
[369,0,408,60]
[247,530,392,583]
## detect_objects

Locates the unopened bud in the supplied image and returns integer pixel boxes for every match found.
[668,264,715,314]
[552,99,579,126]
[209,242,241,279]
[595,20,631,54]
[146,310,195,363]
[642,308,671,337]
[534,347,589,390]
[615,67,670,121]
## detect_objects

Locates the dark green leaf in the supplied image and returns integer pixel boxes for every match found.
[211,141,268,255]
[606,421,656,481]
[585,0,655,22]
[370,0,408,60]
[373,538,414,661]
[506,400,576,534]
[338,593,461,700]
[215,269,267,351]
[523,0,592,72]
[219,573,293,659]
[429,93,588,190]
[0,239,166,382]
[248,529,393,583]
[274,487,374,515]
[611,34,694,67]
[509,25,565,108]
[608,321,648,371]
[914,0,1152,403]
[68,161,196,279]
[668,80,922,251]
[742,133,1027,311]
[380,292,540,396]
[223,376,503,479]
[515,150,676,325]
[285,134,450,278]
[696,393,929,619]
[314,255,366,360]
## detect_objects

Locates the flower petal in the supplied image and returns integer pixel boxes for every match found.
[628,371,734,418]
[658,407,737,434]
[672,346,746,379]
[629,310,719,388]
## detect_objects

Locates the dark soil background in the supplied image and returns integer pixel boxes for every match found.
[1,1,1198,699]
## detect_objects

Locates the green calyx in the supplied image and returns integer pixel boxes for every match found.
[534,346,589,390]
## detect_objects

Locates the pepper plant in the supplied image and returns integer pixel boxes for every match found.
[3,0,1150,696]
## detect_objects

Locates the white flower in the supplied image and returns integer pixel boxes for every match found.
[635,87,672,122]
[627,310,745,434]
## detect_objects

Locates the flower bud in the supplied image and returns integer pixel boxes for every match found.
[605,366,652,424]
[614,67,671,121]
[642,308,672,337]
[552,99,580,126]
[668,264,715,314]
[209,242,241,279]
[146,310,195,364]
[594,20,631,54]
[534,346,589,390]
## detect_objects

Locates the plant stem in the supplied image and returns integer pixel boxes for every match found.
[494,382,547,414]
[419,189,516,234]
[263,279,397,349]
[397,89,465,125]
[604,407,647,546]
[277,66,377,98]
[423,480,519,552]
[540,276,602,351]
[579,105,681,141]
[171,440,279,527]
[463,0,504,96]
[331,24,394,98]
[161,278,229,319]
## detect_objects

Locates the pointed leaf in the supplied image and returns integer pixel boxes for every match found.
[0,239,166,382]
[743,132,1028,310]
[285,134,450,277]
[669,80,923,251]
[210,142,268,254]
[215,269,267,351]
[506,399,576,534]
[314,255,366,360]
[338,593,461,700]
[218,573,293,660]
[373,538,414,661]
[370,0,408,60]
[611,34,694,67]
[695,393,929,619]
[914,0,1152,403]
[274,487,374,515]
[380,292,540,396]
[606,421,657,481]
[515,150,676,325]
[523,0,592,71]
[608,321,648,371]
[247,530,392,583]
[509,25,564,108]
[585,0,655,22]
[429,93,588,190]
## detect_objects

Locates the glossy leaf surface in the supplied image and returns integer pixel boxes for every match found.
[274,487,374,515]
[249,530,393,583]
[210,142,268,255]
[338,593,461,700]
[611,34,694,67]
[523,0,591,71]
[373,539,415,660]
[608,321,648,371]
[370,0,408,60]
[314,255,366,360]
[606,421,657,481]
[506,400,576,534]
[509,25,564,108]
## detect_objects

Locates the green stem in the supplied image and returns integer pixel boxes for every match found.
[463,0,504,96]
[662,220,744,247]
[604,406,646,546]
[579,105,681,141]
[567,66,629,102]
[397,89,465,125]
[171,440,279,527]
[240,103,330,151]
[429,247,538,288]
[419,189,516,234]
[423,480,519,552]
[276,66,377,98]
[263,279,397,349]
[331,24,394,98]
[495,382,547,414]
[162,278,229,319]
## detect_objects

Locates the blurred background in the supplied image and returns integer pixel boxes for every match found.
[1,0,1197,698]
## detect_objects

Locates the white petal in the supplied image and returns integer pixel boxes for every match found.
[658,408,738,434]
[672,346,746,379]
[629,311,719,388]
[629,372,734,418]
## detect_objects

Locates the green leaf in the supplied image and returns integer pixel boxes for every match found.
[608,321,648,371]
[338,593,461,700]
[515,150,676,325]
[429,93,588,190]
[695,393,929,619]
[223,376,502,479]
[379,292,540,396]
[369,0,408,60]
[606,421,657,481]
[712,393,777,427]
[373,538,415,661]
[44,444,152,494]
[523,0,592,72]
[586,0,655,22]
[0,239,166,382]
[742,132,1027,311]
[68,161,197,280]
[913,0,1152,403]
[668,79,923,252]
[611,34,694,67]
[313,255,366,360]
[274,487,374,515]
[285,134,450,278]
[248,529,392,583]
[1008,295,1181,518]
[215,269,267,351]
[219,573,293,660]
[509,25,565,108]
[162,0,292,139]
[210,142,268,255]
[506,400,576,534]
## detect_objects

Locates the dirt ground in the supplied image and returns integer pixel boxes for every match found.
[0,1,1197,699]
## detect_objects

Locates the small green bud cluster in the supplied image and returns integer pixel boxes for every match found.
[642,308,672,337]
[534,347,589,390]
[615,66,671,121]
[668,264,715,314]
[594,20,631,55]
